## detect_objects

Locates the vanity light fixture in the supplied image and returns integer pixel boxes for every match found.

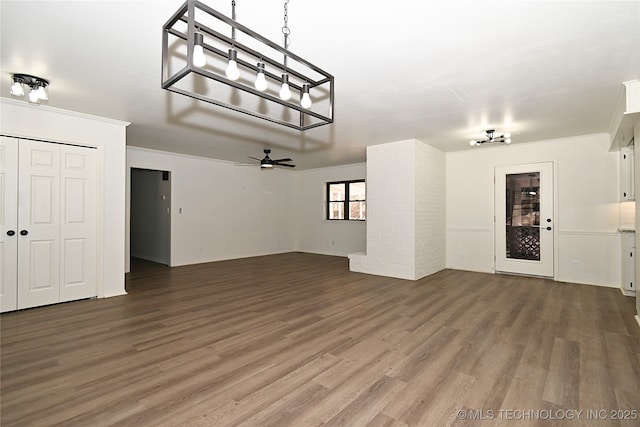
[470,129,511,146]
[9,74,49,104]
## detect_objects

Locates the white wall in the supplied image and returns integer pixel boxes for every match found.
[293,163,366,256]
[350,139,446,280]
[0,98,129,298]
[126,147,295,268]
[446,133,621,288]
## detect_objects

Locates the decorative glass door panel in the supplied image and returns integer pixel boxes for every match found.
[505,172,540,261]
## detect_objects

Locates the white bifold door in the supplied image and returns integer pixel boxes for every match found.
[1,137,96,312]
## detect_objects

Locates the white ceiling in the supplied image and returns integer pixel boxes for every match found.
[1,1,639,170]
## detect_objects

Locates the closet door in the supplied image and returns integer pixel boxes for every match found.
[60,144,96,302]
[0,137,19,312]
[17,140,61,309]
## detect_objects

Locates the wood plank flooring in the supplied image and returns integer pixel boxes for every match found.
[1,252,639,426]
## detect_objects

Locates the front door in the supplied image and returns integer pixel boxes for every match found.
[495,162,554,277]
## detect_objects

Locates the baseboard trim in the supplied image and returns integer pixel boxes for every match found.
[621,288,636,297]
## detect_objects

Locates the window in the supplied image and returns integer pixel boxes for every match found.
[327,180,366,220]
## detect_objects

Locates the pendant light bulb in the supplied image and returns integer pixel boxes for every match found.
[226,49,240,81]
[192,32,206,67]
[469,140,477,146]
[300,83,312,109]
[254,62,268,91]
[10,79,24,97]
[279,74,291,101]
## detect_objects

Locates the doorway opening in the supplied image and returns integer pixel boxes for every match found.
[130,168,171,269]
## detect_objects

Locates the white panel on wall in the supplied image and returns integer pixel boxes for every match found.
[556,231,620,287]
[445,228,494,274]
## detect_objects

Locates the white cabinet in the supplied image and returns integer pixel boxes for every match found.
[621,146,635,201]
[621,231,636,296]
[0,137,97,312]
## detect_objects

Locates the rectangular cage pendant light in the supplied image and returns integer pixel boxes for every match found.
[162,0,334,131]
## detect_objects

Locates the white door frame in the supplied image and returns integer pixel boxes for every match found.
[495,161,555,277]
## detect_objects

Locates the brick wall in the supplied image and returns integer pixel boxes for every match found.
[349,139,446,280]
[415,141,446,278]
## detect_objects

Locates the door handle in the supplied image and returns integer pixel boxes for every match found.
[20,230,28,236]
[546,218,552,223]
[546,226,552,231]
[6,230,16,236]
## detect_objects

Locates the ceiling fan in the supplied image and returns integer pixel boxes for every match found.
[245,149,296,169]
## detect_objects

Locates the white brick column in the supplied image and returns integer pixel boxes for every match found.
[349,139,445,280]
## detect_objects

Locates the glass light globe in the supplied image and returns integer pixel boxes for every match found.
[28,88,40,103]
[10,81,24,97]
[37,85,48,101]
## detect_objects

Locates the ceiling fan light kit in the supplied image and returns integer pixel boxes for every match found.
[162,0,334,131]
[469,129,512,146]
[9,73,49,104]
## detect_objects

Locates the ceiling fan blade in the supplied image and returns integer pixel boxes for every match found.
[247,156,262,161]
[272,158,292,162]
[234,162,256,166]
[274,162,296,167]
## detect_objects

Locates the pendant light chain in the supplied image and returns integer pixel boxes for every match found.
[282,0,290,44]
[282,0,290,72]
[231,0,236,46]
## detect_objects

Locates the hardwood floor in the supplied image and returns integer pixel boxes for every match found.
[2,252,639,426]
